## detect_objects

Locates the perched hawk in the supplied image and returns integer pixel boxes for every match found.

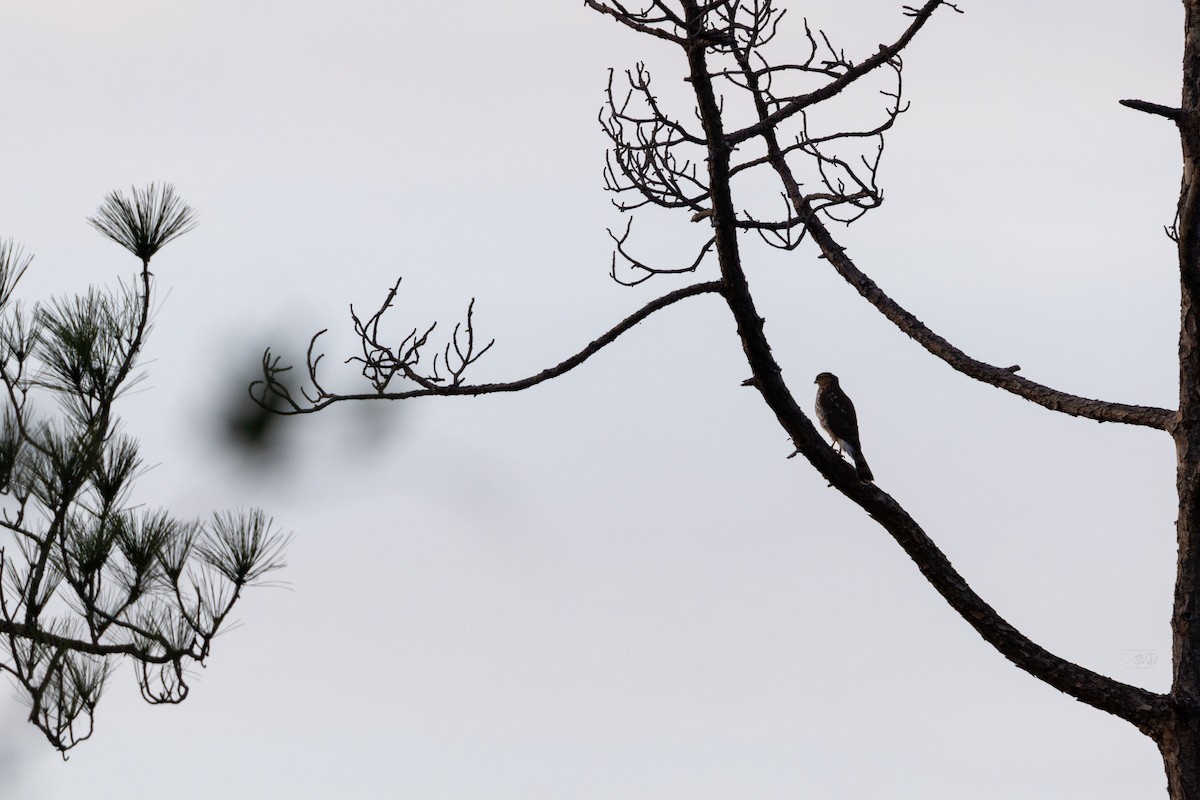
[814,372,873,482]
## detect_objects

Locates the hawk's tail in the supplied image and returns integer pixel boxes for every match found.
[850,447,873,483]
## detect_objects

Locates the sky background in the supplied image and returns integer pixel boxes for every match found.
[0,1,1185,797]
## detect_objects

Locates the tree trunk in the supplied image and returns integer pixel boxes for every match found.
[1171,287,1200,800]
[1161,718,1200,799]
[1170,3,1200,796]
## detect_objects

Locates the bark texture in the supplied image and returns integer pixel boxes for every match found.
[1167,3,1200,795]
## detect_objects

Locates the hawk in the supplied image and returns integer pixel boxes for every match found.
[814,372,873,482]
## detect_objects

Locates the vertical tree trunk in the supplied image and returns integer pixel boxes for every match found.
[1161,721,1200,800]
[1170,3,1200,797]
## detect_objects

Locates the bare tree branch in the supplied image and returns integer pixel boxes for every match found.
[256,280,726,414]
[607,217,717,285]
[802,212,1175,429]
[1120,98,1183,122]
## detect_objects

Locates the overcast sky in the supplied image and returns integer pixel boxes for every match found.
[0,1,1185,798]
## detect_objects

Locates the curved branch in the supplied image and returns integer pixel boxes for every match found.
[778,399,1170,734]
[608,217,717,285]
[803,210,1174,429]
[821,440,1171,735]
[260,280,725,414]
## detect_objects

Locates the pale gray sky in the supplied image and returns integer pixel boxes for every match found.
[0,1,1184,797]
